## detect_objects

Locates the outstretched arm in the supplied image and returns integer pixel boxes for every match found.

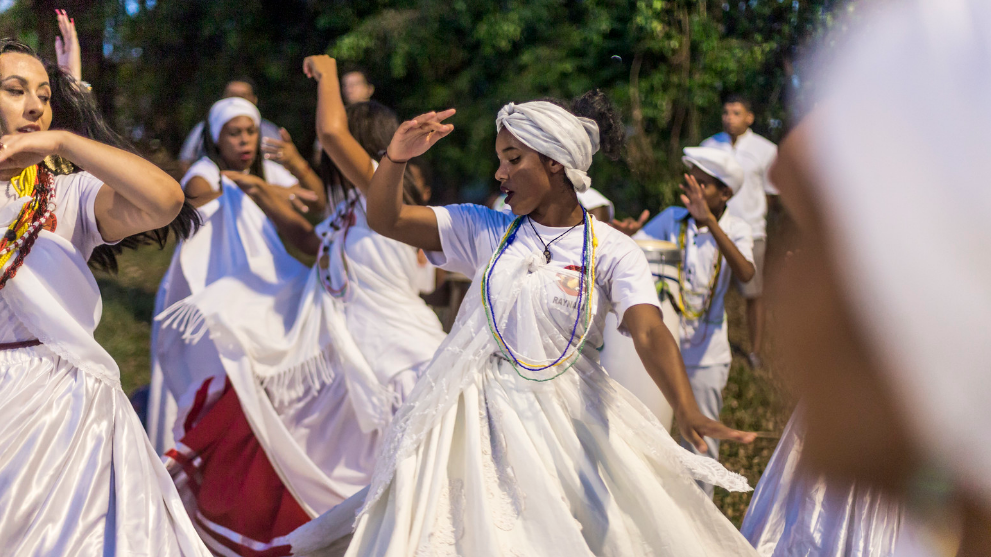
[0,131,183,242]
[365,110,455,252]
[261,127,327,213]
[222,171,321,255]
[622,304,757,452]
[304,55,376,197]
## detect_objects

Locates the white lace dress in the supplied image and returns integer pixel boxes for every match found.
[0,171,209,556]
[292,204,758,557]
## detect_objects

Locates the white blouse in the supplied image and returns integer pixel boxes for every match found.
[0,172,109,342]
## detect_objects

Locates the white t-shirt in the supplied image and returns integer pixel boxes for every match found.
[0,171,112,341]
[180,157,298,192]
[426,204,661,333]
[316,191,446,379]
[634,207,753,366]
[701,129,778,238]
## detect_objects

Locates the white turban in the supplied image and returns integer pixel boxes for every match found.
[208,97,261,143]
[810,0,991,505]
[496,101,600,193]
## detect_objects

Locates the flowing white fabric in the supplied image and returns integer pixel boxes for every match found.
[292,212,755,556]
[808,0,991,507]
[158,193,446,517]
[496,101,599,192]
[0,231,210,556]
[741,408,903,556]
[208,97,261,142]
[150,177,304,453]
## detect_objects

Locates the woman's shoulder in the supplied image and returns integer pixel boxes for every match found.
[181,157,220,189]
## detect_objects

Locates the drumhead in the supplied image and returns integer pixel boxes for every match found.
[635,239,681,263]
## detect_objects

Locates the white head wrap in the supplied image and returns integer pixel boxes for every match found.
[810,0,991,504]
[495,101,600,193]
[208,97,261,143]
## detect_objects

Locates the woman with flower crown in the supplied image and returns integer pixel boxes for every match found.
[0,38,209,555]
[291,91,761,556]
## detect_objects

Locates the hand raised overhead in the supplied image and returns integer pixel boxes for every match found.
[385,110,456,163]
[302,55,337,82]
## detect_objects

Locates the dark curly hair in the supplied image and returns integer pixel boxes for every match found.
[569,89,624,162]
[317,100,423,209]
[534,89,625,190]
[0,38,199,273]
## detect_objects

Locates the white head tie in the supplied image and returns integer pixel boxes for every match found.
[208,97,261,143]
[496,101,600,193]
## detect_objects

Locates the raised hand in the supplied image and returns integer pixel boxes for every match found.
[610,209,650,236]
[262,128,303,169]
[386,110,456,163]
[54,10,82,82]
[303,55,338,82]
[0,132,64,171]
[679,173,716,227]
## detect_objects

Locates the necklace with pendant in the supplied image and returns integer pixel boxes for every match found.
[527,216,581,263]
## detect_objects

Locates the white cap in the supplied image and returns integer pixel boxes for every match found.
[682,146,744,195]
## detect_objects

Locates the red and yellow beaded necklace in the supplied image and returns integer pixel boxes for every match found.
[0,164,56,289]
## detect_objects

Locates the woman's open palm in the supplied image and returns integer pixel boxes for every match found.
[386,110,456,162]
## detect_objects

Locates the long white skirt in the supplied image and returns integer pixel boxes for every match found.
[344,356,758,557]
[740,411,903,556]
[0,345,209,556]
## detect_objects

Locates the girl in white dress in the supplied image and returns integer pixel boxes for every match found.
[156,55,446,556]
[147,96,323,453]
[0,39,209,556]
[292,92,760,556]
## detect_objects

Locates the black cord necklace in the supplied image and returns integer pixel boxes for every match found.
[528,216,581,263]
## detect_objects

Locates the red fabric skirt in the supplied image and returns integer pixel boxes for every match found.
[165,378,310,557]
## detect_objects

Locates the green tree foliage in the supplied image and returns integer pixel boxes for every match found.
[2,0,850,215]
[325,0,847,212]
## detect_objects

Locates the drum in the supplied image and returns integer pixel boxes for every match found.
[599,239,681,430]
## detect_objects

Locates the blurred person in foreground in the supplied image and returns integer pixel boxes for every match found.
[766,0,991,555]
[702,94,777,370]
[178,77,284,171]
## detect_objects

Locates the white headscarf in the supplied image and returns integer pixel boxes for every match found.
[208,97,261,143]
[810,0,991,505]
[495,101,600,193]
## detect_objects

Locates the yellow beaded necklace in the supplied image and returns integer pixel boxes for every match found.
[0,165,56,287]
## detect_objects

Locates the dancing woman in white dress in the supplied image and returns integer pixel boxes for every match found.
[292,91,760,556]
[157,55,446,556]
[0,38,209,556]
[147,96,322,453]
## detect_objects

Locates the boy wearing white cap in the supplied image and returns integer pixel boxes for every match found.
[635,146,755,497]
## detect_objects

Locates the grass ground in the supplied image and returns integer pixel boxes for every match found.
[93,240,792,527]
